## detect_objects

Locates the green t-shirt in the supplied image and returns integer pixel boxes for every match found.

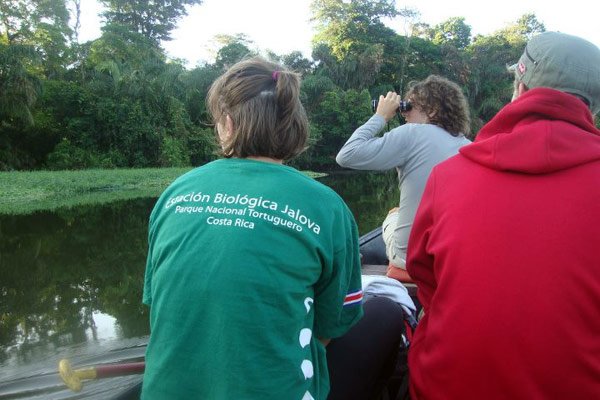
[142,159,363,400]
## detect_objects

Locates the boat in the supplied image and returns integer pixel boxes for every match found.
[86,227,417,400]
[359,226,418,300]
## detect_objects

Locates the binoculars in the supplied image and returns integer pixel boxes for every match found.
[371,99,412,113]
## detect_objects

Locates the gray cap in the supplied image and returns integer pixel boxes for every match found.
[512,31,600,114]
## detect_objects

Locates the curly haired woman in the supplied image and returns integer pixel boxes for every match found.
[336,75,472,277]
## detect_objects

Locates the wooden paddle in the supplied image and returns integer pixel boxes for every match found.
[58,359,145,392]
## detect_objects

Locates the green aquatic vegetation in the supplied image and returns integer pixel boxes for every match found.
[0,168,326,215]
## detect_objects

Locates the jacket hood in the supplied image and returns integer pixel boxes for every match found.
[460,88,600,174]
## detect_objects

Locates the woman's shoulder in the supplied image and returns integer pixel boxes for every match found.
[407,124,469,141]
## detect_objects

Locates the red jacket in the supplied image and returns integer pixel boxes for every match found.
[407,88,600,400]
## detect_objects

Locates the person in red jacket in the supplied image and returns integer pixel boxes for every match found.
[406,31,600,399]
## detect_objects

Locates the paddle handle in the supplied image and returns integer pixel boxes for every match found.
[59,359,145,392]
[95,362,145,377]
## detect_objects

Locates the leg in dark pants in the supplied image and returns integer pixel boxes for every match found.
[327,296,406,400]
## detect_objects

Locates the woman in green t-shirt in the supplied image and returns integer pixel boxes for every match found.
[143,56,408,400]
[143,57,366,400]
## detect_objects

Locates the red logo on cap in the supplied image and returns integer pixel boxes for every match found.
[518,62,526,74]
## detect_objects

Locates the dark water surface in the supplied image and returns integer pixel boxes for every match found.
[0,171,398,399]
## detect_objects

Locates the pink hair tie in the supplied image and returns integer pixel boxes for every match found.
[272,71,280,82]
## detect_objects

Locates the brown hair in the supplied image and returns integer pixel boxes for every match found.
[206,57,309,160]
[406,75,470,136]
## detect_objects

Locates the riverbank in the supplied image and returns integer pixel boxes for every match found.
[1,168,326,215]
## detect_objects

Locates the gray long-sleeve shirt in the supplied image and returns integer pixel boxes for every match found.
[336,114,471,265]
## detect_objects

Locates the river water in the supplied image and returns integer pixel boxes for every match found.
[0,171,398,399]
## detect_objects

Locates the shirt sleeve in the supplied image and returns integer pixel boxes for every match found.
[142,251,153,306]
[406,169,438,313]
[312,206,364,339]
[142,206,159,306]
[336,114,416,171]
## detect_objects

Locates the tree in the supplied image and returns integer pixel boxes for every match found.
[0,0,73,78]
[0,44,40,127]
[430,17,471,49]
[465,34,519,131]
[300,73,337,114]
[311,1,432,92]
[212,34,255,69]
[87,23,165,70]
[387,7,420,93]
[464,14,545,132]
[417,18,474,86]
[399,37,443,85]
[0,43,43,169]
[300,87,373,168]
[280,51,314,76]
[498,13,545,43]
[1,0,70,44]
[99,0,202,43]
[312,42,385,90]
[311,0,398,60]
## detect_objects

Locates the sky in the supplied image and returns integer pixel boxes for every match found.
[78,0,600,67]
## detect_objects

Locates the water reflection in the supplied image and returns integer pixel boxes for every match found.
[321,171,399,234]
[0,199,154,369]
[0,171,398,396]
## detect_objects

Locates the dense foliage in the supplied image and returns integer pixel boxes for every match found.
[1,0,575,172]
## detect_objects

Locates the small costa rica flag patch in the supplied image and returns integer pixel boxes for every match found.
[343,289,363,306]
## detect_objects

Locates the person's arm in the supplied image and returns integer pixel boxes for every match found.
[143,205,160,307]
[406,169,438,313]
[313,206,364,340]
[336,94,414,171]
[335,114,386,169]
[319,338,331,346]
